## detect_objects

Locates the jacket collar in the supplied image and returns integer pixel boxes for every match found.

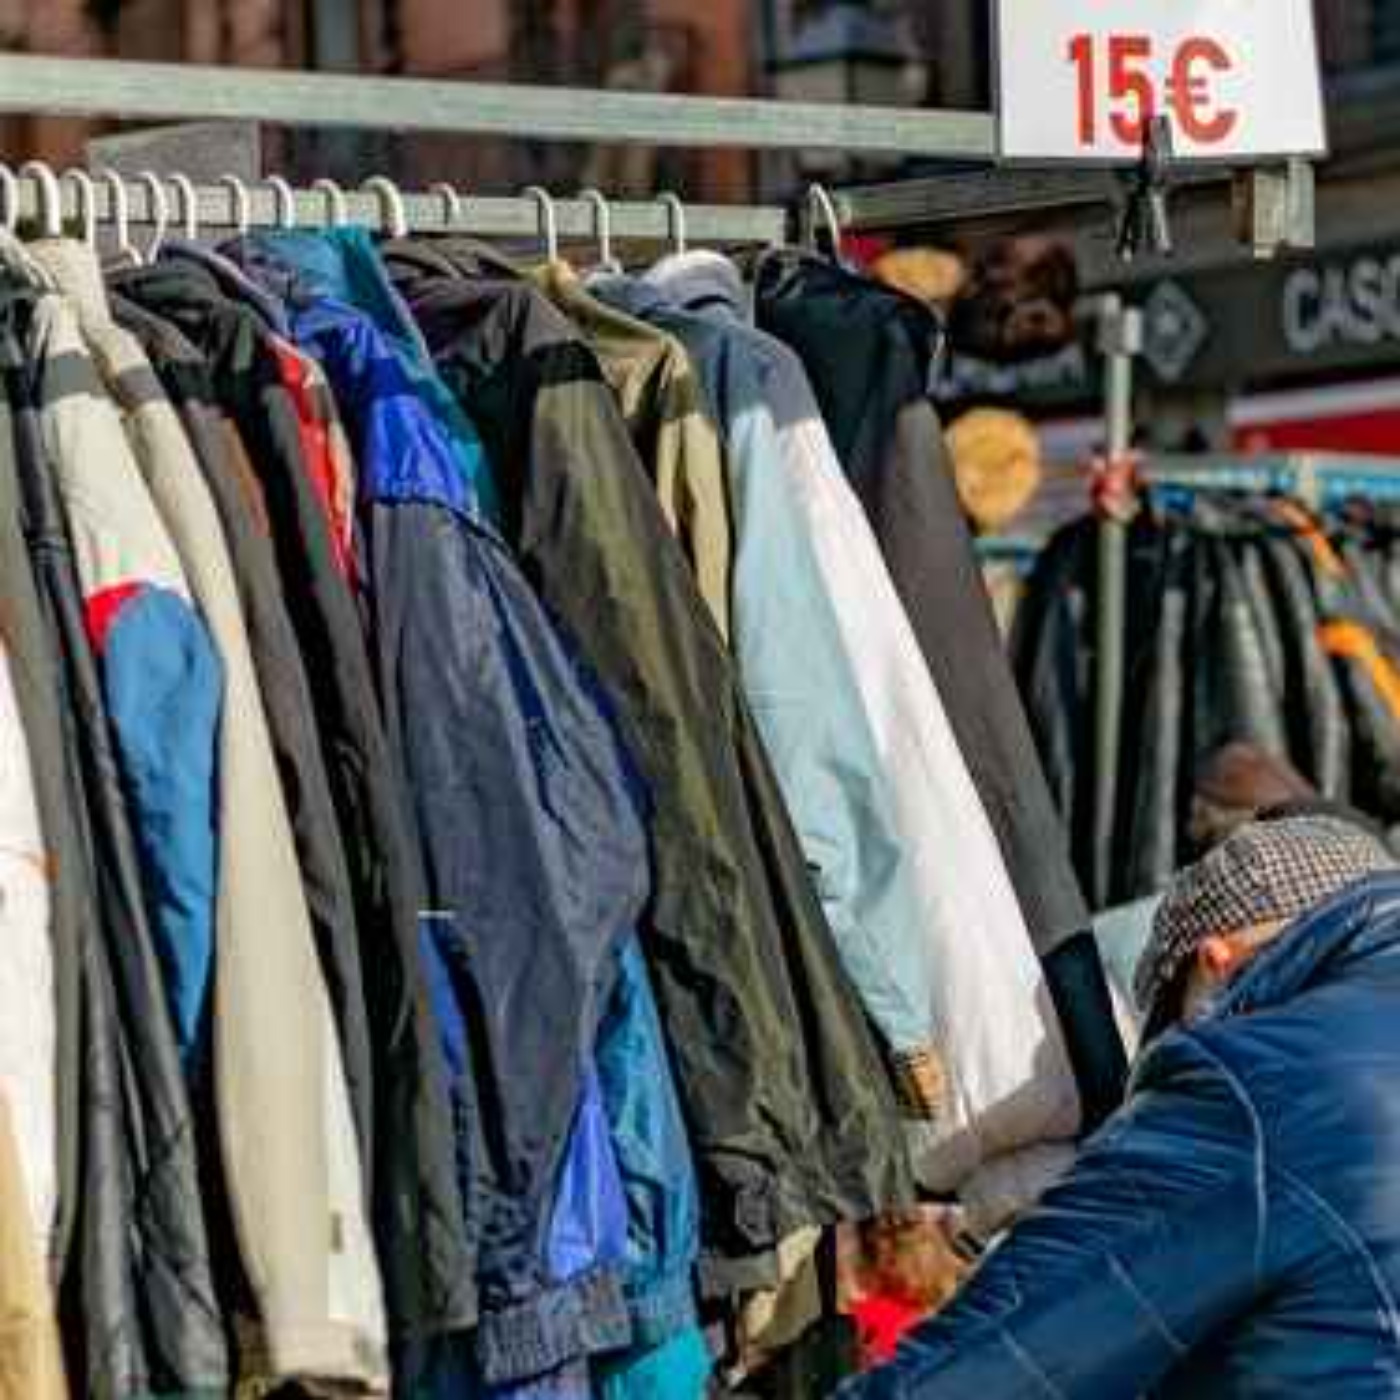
[0,230,58,293]
[162,239,290,335]
[27,238,113,325]
[644,250,747,322]
[1208,872,1400,1021]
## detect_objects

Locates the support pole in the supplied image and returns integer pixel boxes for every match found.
[1092,296,1143,909]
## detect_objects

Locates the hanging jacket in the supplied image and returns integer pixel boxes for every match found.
[623,257,1079,1202]
[591,265,946,1114]
[32,236,390,1389]
[112,250,476,1346]
[0,263,229,1400]
[270,335,359,582]
[0,1089,68,1400]
[842,873,1400,1400]
[384,238,915,1291]
[0,379,79,1294]
[753,249,1126,1127]
[593,936,706,1360]
[1257,530,1351,799]
[110,288,378,1184]
[7,237,223,1077]
[231,228,649,1385]
[0,584,58,1273]
[613,257,1084,1195]
[534,261,733,640]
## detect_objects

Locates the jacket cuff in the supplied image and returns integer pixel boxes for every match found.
[890,1045,948,1121]
[623,1267,700,1351]
[475,1266,631,1385]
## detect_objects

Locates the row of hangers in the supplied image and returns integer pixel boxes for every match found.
[0,160,848,269]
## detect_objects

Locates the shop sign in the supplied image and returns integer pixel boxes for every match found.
[995,0,1327,162]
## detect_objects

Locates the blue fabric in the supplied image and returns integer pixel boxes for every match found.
[238,238,644,1385]
[844,873,1400,1399]
[595,936,702,1348]
[96,583,222,1072]
[595,1327,711,1400]
[593,268,940,1059]
[231,228,500,523]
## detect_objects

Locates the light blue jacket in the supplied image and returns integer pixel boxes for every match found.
[594,261,942,1069]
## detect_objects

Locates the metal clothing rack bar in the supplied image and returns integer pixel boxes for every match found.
[1146,452,1400,509]
[0,53,995,160]
[8,175,789,246]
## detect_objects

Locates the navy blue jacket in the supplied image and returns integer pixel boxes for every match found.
[845,874,1400,1399]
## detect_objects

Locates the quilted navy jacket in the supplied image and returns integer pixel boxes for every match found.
[845,873,1400,1399]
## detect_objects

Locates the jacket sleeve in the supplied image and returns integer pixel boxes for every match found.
[842,1034,1270,1399]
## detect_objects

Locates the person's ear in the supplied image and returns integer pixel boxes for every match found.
[1198,934,1246,981]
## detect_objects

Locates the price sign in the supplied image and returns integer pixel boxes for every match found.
[996,0,1328,162]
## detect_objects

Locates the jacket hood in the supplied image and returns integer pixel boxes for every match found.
[645,250,747,321]
[161,239,291,335]
[1211,872,1400,1021]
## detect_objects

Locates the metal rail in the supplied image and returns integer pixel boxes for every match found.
[0,53,997,160]
[7,175,789,245]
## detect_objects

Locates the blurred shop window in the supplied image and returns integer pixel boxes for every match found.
[1319,0,1400,72]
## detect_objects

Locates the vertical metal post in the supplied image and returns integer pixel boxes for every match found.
[1093,296,1143,909]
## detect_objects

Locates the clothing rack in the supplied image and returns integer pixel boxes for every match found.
[1146,452,1400,509]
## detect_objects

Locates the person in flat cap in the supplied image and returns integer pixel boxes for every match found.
[842,814,1400,1399]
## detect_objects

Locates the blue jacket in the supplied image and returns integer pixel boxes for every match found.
[845,873,1400,1399]
[235,231,647,1386]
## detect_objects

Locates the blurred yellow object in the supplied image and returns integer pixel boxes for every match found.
[946,407,1044,534]
[872,247,967,308]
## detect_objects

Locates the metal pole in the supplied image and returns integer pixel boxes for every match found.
[1093,296,1142,909]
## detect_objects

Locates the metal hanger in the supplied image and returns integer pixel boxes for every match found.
[168,172,198,241]
[430,181,464,232]
[218,173,251,236]
[806,182,844,261]
[95,168,141,264]
[265,174,297,230]
[61,170,98,246]
[657,191,687,254]
[311,178,348,228]
[524,185,559,262]
[135,169,170,260]
[362,175,408,238]
[18,161,62,239]
[577,187,621,273]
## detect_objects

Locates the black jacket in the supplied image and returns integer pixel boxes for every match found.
[111,258,476,1341]
[385,238,916,1288]
[0,273,229,1399]
[110,288,379,1170]
[754,250,1126,1125]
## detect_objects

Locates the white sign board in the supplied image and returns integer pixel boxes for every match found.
[996,0,1328,162]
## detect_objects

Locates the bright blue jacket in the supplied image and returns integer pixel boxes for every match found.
[233,231,645,1387]
[844,873,1400,1399]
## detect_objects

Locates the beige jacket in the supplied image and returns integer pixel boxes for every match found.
[0,1089,66,1400]
[534,261,733,640]
[28,239,387,1393]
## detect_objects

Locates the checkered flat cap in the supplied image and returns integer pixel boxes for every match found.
[1134,815,1396,1022]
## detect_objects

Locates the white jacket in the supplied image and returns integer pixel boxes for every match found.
[29,238,387,1391]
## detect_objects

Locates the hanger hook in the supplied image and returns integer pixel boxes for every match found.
[61,170,98,247]
[656,191,687,254]
[523,185,559,262]
[218,174,251,236]
[18,162,63,239]
[362,175,408,239]
[265,174,296,230]
[18,162,61,239]
[430,181,464,232]
[577,188,618,272]
[95,168,138,262]
[167,173,198,241]
[806,183,844,259]
[135,170,170,260]
[0,166,18,235]
[311,177,347,228]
